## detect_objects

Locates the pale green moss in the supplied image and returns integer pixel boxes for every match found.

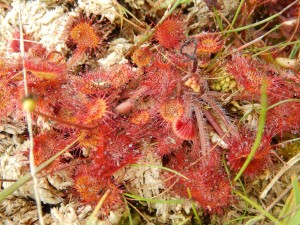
[210,71,237,93]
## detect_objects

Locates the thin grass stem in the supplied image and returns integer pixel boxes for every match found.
[86,190,110,225]
[234,79,268,181]
[221,0,299,35]
[233,190,283,225]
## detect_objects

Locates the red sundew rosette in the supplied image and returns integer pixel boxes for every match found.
[154,17,185,49]
[195,33,224,54]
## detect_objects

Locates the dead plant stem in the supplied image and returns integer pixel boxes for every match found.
[18,1,44,224]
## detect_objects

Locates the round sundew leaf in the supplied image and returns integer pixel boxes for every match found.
[172,117,196,140]
[31,71,58,80]
[159,100,184,123]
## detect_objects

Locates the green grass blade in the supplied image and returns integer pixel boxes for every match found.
[277,176,300,225]
[244,215,265,225]
[234,79,268,181]
[230,0,245,28]
[289,38,300,59]
[278,189,294,223]
[124,193,182,204]
[224,216,254,225]
[221,0,298,35]
[292,175,300,205]
[284,176,300,225]
[124,198,133,225]
[86,190,110,225]
[187,187,202,224]
[253,39,300,57]
[233,190,283,225]
[267,99,300,110]
[212,7,223,31]
[286,210,300,225]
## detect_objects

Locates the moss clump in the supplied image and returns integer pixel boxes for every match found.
[277,140,300,160]
[210,71,237,93]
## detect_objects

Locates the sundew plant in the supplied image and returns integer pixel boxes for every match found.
[0,0,300,224]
